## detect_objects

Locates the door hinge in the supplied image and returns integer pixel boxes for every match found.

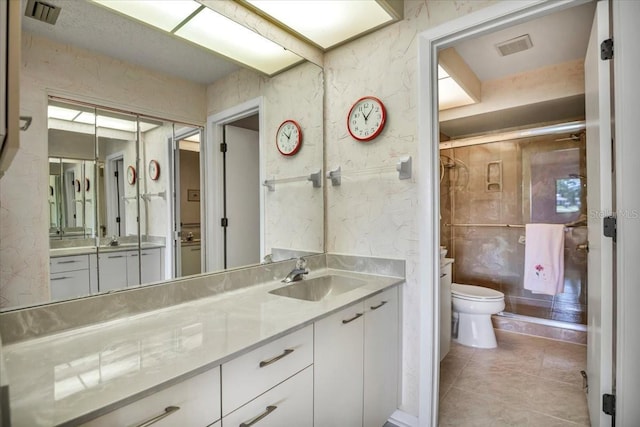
[114,170,118,178]
[116,216,120,223]
[603,216,617,242]
[220,142,228,153]
[603,393,615,416]
[221,217,228,227]
[601,38,613,60]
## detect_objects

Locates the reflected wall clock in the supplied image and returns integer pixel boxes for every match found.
[347,96,387,142]
[148,160,160,181]
[276,119,302,156]
[127,165,136,185]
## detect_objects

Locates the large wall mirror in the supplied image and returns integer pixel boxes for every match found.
[1,0,324,310]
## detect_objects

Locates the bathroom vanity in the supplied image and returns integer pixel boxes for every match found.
[0,254,404,426]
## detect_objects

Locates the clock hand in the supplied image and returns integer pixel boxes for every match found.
[363,106,374,121]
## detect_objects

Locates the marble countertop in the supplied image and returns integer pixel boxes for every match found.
[3,268,402,426]
[50,242,165,257]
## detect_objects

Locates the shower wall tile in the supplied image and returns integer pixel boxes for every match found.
[443,134,587,325]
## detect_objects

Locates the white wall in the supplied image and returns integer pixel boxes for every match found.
[324,0,497,416]
[0,34,206,308]
[206,62,324,255]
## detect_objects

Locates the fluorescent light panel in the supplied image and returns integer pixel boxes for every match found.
[438,65,475,111]
[90,0,302,75]
[47,105,159,133]
[175,7,301,75]
[245,0,394,49]
[91,0,200,32]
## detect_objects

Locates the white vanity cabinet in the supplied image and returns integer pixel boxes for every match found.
[221,324,313,416]
[222,366,313,427]
[126,248,162,286]
[49,254,97,300]
[314,286,400,427]
[96,251,127,292]
[181,244,201,276]
[314,301,365,427]
[96,247,163,291]
[81,366,221,427]
[364,286,399,427]
[440,261,453,361]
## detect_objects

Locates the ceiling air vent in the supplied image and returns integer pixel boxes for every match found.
[495,34,533,57]
[24,0,61,25]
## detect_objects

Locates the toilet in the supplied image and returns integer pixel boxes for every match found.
[451,283,505,349]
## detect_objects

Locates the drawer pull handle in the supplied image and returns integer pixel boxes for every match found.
[136,406,180,427]
[57,260,79,264]
[108,255,125,259]
[342,313,363,324]
[371,301,388,310]
[50,276,70,281]
[259,349,294,367]
[440,273,446,278]
[240,405,277,427]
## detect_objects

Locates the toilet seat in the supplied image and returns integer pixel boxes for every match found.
[451,283,504,301]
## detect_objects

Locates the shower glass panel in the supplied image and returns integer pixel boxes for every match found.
[440,132,587,325]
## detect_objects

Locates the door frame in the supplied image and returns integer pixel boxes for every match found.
[104,151,125,237]
[204,97,265,273]
[168,126,204,279]
[416,1,592,425]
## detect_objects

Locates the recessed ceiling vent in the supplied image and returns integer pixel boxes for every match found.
[495,34,533,57]
[24,0,61,25]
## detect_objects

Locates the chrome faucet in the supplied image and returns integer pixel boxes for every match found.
[109,235,119,246]
[282,257,309,283]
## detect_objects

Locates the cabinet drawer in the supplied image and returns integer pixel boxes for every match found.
[50,269,91,300]
[222,324,313,416]
[223,366,312,427]
[50,254,89,273]
[82,367,221,427]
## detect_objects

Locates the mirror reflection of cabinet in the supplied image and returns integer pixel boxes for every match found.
[48,98,174,299]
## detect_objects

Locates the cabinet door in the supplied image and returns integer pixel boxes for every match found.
[223,366,312,427]
[82,367,221,427]
[127,251,140,286]
[314,301,364,427]
[181,245,201,276]
[97,252,128,292]
[440,263,452,361]
[222,324,313,416]
[364,286,399,427]
[140,248,161,284]
[50,270,91,300]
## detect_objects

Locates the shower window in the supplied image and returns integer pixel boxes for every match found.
[555,178,582,213]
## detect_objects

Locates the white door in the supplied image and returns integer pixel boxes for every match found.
[585,1,614,425]
[225,125,260,269]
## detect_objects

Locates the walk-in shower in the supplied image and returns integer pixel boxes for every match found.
[440,124,588,328]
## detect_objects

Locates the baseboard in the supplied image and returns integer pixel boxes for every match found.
[388,409,419,427]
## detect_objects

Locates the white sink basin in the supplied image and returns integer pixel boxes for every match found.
[269,275,367,302]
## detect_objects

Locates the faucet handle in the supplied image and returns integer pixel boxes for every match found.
[295,257,307,269]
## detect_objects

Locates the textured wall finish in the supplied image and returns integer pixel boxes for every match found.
[206,62,324,256]
[324,0,497,416]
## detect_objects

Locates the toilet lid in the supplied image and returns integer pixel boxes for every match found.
[451,283,504,300]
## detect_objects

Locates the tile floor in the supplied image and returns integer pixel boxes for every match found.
[438,329,590,426]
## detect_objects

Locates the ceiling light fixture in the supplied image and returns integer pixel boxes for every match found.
[90,0,303,76]
[437,48,481,111]
[242,0,402,50]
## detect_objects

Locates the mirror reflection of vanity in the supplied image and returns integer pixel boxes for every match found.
[2,0,325,310]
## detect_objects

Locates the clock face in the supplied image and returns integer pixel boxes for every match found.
[276,120,302,156]
[347,96,386,142]
[127,165,136,185]
[148,160,160,181]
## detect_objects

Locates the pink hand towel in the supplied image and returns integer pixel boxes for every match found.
[523,223,565,295]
